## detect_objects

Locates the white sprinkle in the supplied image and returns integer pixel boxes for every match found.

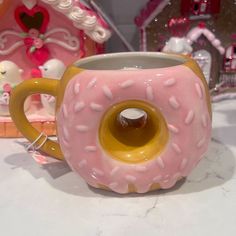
[169,96,180,109]
[201,114,207,128]
[62,105,68,118]
[164,174,170,179]
[87,77,97,88]
[74,101,85,112]
[90,103,103,112]
[180,158,188,170]
[164,78,176,87]
[173,172,181,180]
[78,159,87,168]
[135,166,147,172]
[168,124,179,134]
[102,85,113,100]
[185,110,195,125]
[85,146,97,152]
[163,179,170,183]
[110,166,120,176]
[197,137,206,148]
[125,175,137,182]
[195,83,203,99]
[120,80,134,88]
[109,182,118,189]
[74,83,80,95]
[153,175,162,182]
[156,157,165,169]
[63,127,70,140]
[146,86,154,101]
[171,143,182,154]
[76,125,89,132]
[92,168,104,176]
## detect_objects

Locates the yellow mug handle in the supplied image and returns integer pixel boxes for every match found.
[9,78,64,160]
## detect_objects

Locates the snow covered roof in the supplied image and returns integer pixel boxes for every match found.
[186,23,225,55]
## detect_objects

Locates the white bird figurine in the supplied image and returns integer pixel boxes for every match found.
[0,60,25,116]
[39,59,66,115]
[39,59,66,80]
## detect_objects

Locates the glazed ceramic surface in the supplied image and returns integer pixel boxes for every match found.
[9,52,212,194]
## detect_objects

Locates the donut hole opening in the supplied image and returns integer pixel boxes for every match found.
[99,100,169,164]
[118,108,148,129]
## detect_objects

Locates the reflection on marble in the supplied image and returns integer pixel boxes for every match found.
[3,138,235,198]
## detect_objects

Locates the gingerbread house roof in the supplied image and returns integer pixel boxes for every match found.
[187,24,225,55]
[135,0,170,28]
[0,0,111,43]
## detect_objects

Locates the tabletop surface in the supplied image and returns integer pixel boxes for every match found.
[0,100,236,236]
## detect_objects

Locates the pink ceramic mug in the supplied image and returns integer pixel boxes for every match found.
[9,52,212,194]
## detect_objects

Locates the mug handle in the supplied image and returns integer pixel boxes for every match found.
[9,78,64,160]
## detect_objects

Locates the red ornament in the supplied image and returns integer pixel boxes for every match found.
[198,22,206,29]
[168,17,190,37]
[31,68,42,78]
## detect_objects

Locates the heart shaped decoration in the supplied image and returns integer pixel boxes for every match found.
[15,5,49,33]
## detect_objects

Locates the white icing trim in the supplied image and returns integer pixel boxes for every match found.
[141,27,147,51]
[0,30,24,55]
[44,27,80,51]
[0,27,80,55]
[187,26,225,55]
[40,0,111,43]
[45,37,78,51]
[0,41,24,55]
[0,30,21,40]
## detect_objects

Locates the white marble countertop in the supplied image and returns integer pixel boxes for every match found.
[0,100,236,236]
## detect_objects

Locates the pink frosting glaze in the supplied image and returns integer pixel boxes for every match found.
[56,65,211,194]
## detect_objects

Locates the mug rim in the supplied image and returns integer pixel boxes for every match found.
[74,52,188,71]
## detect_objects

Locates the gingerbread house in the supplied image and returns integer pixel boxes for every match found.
[0,0,111,137]
[135,0,236,88]
[221,38,236,88]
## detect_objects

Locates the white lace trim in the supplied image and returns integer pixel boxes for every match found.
[40,0,111,43]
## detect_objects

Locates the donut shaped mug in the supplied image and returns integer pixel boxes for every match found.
[9,52,212,194]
